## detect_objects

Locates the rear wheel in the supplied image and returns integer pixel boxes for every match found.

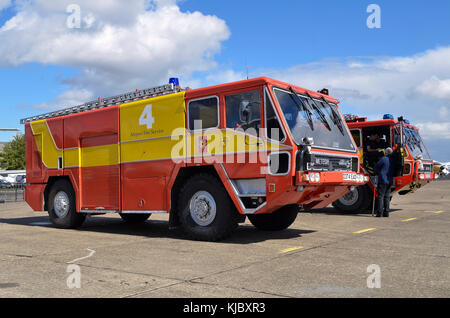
[248,205,298,231]
[332,185,371,214]
[48,179,85,229]
[178,173,238,241]
[119,213,151,223]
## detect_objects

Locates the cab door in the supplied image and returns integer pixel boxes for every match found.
[392,123,406,177]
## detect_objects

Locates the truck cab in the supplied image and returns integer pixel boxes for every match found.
[333,114,437,213]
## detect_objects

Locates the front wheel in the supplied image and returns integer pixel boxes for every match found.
[332,185,371,214]
[248,205,299,231]
[178,173,238,241]
[48,179,86,229]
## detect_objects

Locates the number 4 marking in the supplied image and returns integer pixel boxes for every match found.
[139,104,155,129]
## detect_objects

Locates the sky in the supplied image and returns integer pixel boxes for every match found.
[0,0,449,161]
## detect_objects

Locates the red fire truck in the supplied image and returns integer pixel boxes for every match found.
[22,77,365,241]
[333,114,437,213]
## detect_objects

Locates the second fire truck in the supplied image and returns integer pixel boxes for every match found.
[22,77,366,241]
[333,114,437,213]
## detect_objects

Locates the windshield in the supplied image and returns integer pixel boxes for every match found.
[273,87,356,152]
[404,127,432,160]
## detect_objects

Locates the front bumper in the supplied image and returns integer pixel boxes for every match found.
[418,172,438,181]
[296,171,368,186]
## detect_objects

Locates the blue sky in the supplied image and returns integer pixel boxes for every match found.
[1,0,449,161]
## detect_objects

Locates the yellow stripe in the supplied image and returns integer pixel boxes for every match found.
[353,228,376,234]
[435,210,445,214]
[30,120,63,169]
[402,218,417,222]
[280,246,303,254]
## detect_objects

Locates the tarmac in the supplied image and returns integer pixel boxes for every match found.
[0,180,448,298]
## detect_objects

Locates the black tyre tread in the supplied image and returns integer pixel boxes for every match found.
[119,213,151,223]
[48,179,85,229]
[332,185,371,214]
[248,205,298,231]
[177,173,238,242]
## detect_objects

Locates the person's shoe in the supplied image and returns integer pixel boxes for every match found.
[376,214,382,217]
[383,213,389,217]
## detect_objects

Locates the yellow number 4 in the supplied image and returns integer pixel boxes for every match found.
[139,104,155,129]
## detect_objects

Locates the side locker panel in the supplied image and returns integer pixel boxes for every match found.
[28,118,64,182]
[25,123,43,183]
[120,92,186,212]
[64,107,121,212]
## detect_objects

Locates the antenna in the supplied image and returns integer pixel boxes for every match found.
[245,57,249,80]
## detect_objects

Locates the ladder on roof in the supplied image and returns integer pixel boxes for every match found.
[20,83,180,124]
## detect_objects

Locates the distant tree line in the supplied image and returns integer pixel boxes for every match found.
[0,134,25,170]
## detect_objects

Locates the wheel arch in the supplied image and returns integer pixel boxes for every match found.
[168,165,244,227]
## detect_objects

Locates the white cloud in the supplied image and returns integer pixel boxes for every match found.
[0,0,230,109]
[417,76,450,100]
[250,46,450,140]
[416,122,450,140]
[35,88,94,110]
[0,0,11,11]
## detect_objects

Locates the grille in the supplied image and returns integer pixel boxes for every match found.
[419,163,433,173]
[301,153,357,172]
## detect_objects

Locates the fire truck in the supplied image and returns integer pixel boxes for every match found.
[333,114,438,213]
[22,77,365,241]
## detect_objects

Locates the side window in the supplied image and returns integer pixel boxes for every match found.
[188,97,219,130]
[265,91,285,142]
[351,129,361,148]
[226,90,261,136]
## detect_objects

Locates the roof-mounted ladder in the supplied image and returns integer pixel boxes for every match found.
[20,83,180,124]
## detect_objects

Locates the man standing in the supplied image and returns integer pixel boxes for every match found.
[374,147,395,217]
[366,133,387,169]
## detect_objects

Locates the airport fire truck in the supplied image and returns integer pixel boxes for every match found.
[22,77,366,241]
[333,114,437,213]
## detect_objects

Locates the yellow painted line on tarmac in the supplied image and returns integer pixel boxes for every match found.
[353,228,376,234]
[280,246,303,254]
[402,218,417,222]
[435,210,445,214]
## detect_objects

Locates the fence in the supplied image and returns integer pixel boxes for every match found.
[0,183,25,203]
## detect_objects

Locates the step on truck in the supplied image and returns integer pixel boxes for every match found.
[333,114,438,213]
[22,77,365,241]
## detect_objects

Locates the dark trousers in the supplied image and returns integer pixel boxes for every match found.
[377,183,392,216]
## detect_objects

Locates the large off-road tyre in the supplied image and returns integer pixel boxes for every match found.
[248,205,299,231]
[178,173,239,242]
[119,213,151,223]
[48,179,86,229]
[332,185,372,214]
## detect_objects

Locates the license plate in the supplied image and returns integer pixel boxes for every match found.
[343,173,357,181]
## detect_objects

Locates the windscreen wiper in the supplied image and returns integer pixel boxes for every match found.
[320,96,345,135]
[305,93,331,131]
[411,130,423,152]
[288,87,314,130]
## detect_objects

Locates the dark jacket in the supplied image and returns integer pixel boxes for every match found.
[374,155,395,185]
